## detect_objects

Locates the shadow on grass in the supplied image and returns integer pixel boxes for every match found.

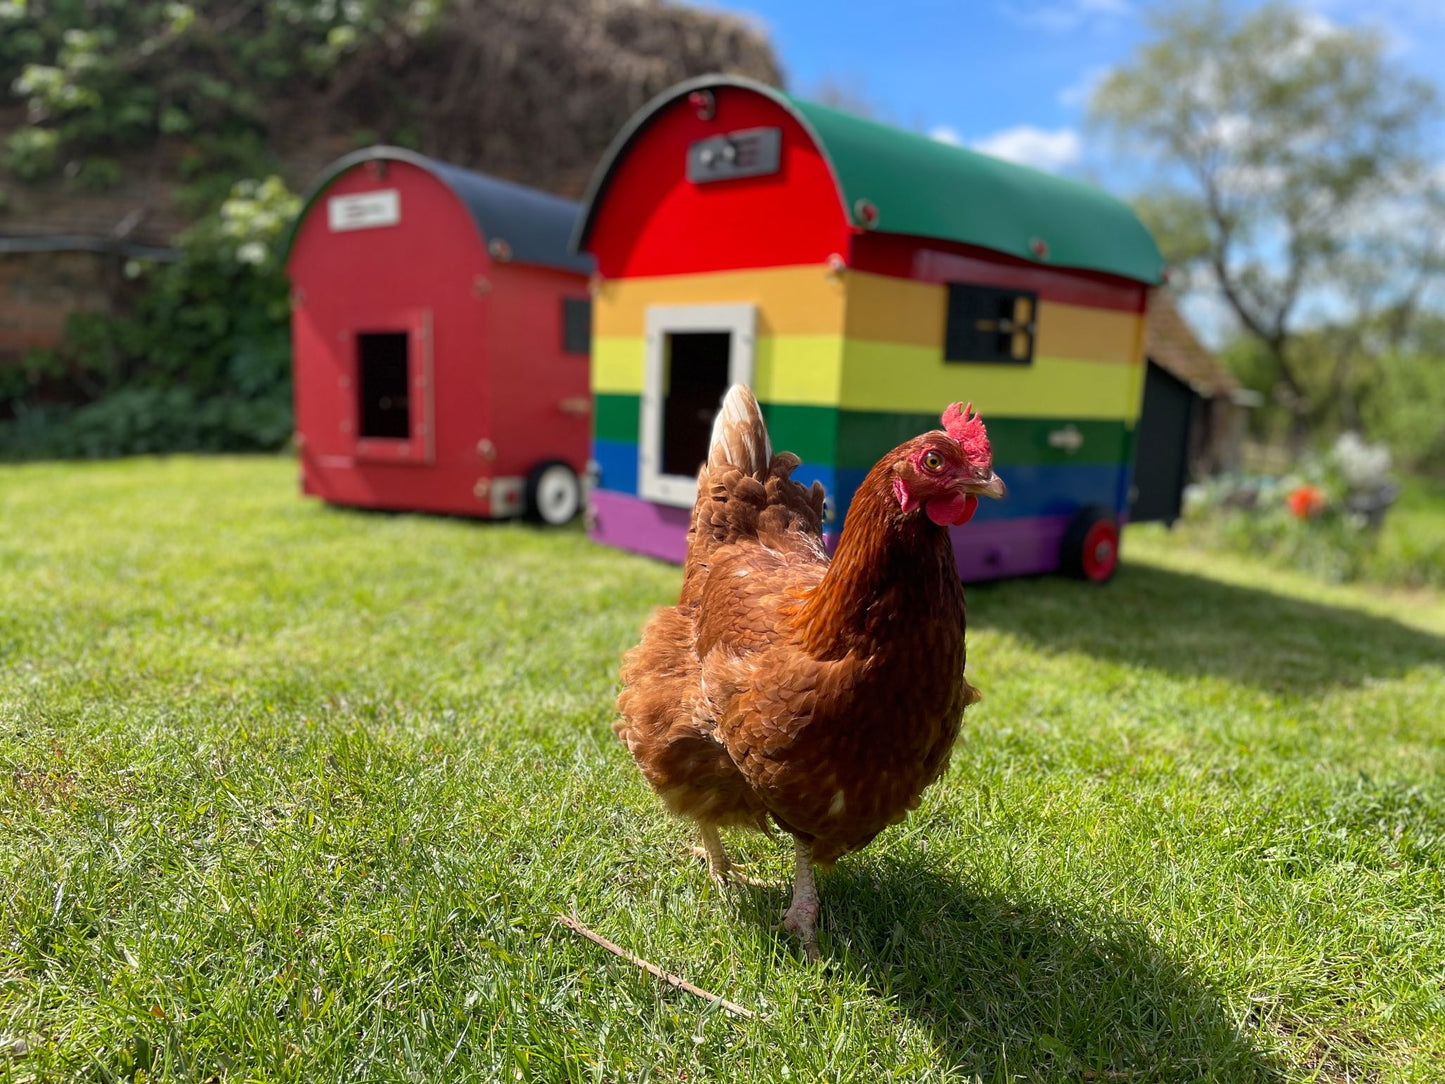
[739,857,1284,1082]
[966,562,1444,693]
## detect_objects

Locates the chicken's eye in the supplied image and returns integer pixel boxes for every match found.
[922,451,944,472]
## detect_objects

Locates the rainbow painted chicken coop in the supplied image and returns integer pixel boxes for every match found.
[286,147,594,524]
[574,76,1166,582]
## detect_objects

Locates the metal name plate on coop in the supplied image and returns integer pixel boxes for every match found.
[327,190,401,232]
[686,127,782,183]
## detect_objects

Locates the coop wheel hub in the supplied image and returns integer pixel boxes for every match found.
[533,465,580,525]
[1082,520,1120,582]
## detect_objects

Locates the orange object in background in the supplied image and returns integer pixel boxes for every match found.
[1287,484,1328,519]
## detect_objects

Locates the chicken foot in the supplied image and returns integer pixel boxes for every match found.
[690,824,769,888]
[781,837,821,960]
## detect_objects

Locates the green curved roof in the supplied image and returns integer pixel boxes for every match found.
[574,76,1164,285]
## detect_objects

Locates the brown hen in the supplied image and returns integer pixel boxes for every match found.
[614,384,1004,955]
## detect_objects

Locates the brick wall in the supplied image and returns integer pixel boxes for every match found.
[0,109,349,367]
[0,250,120,363]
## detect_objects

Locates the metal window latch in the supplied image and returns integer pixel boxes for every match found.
[1048,425,1084,453]
[976,317,1036,335]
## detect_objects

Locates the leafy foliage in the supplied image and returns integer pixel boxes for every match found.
[1223,316,1445,474]
[1093,0,1443,435]
[0,176,300,459]
[1359,336,1445,479]
[0,3,442,459]
[1176,435,1444,588]
[0,0,443,203]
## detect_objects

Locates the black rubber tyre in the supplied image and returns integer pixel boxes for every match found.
[525,461,581,525]
[1060,505,1121,583]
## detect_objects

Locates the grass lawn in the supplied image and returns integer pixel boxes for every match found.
[2,455,1443,1083]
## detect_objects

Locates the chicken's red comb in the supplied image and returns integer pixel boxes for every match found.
[942,401,991,462]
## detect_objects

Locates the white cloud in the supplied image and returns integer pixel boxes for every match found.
[971,125,1083,171]
[1005,0,1132,33]
[1273,9,1343,68]
[1304,0,1442,26]
[928,125,962,146]
[1294,4,1414,58]
[1058,64,1112,109]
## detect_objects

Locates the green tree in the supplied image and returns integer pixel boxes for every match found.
[0,176,301,458]
[1092,1,1443,438]
[0,0,443,211]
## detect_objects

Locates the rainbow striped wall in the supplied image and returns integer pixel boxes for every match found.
[588,263,1147,580]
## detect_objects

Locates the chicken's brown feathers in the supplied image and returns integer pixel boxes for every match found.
[615,382,982,871]
[683,387,826,604]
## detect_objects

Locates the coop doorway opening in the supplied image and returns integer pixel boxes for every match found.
[661,331,731,478]
[640,304,757,507]
[357,331,411,440]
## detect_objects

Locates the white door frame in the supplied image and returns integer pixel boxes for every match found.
[640,303,757,507]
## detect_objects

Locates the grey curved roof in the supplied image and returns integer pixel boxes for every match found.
[286,146,593,275]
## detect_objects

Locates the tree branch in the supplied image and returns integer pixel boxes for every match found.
[555,914,757,1020]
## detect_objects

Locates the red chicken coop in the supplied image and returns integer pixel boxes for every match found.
[574,76,1167,581]
[285,146,595,523]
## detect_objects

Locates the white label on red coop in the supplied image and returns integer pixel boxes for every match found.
[327,190,400,232]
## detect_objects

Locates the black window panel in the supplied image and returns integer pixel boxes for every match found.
[944,283,1037,365]
[661,331,730,477]
[562,296,591,355]
[357,331,411,439]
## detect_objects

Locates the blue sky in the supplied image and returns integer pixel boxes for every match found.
[707,0,1445,341]
[712,0,1445,191]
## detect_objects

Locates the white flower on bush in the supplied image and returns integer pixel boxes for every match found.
[164,2,195,32]
[236,241,268,265]
[1331,432,1391,490]
[218,176,301,246]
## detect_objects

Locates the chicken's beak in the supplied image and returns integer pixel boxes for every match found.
[962,471,1007,499]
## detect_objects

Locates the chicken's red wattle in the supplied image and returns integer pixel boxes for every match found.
[926,492,978,526]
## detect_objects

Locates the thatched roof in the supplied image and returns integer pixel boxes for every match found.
[1144,288,1239,399]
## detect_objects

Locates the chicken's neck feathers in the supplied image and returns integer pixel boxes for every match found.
[794,464,959,659]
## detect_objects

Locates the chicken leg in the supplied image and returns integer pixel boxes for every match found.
[690,823,769,887]
[781,837,821,960]
[694,822,734,883]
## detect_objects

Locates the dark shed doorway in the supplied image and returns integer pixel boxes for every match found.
[660,330,731,478]
[1131,360,1198,524]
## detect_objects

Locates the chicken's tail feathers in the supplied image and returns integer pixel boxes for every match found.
[707,384,771,478]
[681,383,826,601]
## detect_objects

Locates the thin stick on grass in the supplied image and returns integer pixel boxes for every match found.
[555,913,757,1020]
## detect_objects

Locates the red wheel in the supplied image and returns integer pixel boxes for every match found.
[1080,518,1119,582]
[1061,506,1120,583]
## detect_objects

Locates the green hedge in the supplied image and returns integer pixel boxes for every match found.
[0,177,299,460]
